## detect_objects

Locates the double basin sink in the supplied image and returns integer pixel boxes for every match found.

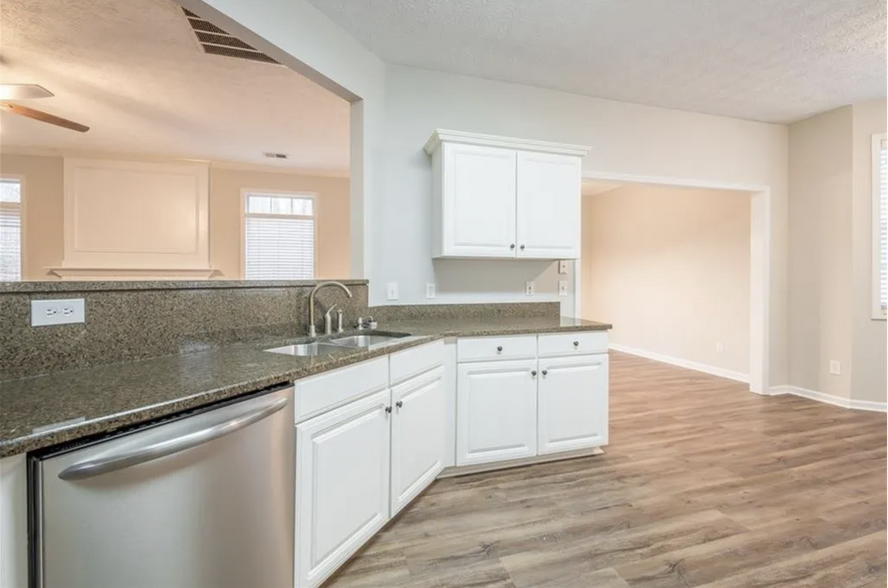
[266,332,411,357]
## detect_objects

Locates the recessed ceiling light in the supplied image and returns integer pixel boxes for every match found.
[0,84,54,100]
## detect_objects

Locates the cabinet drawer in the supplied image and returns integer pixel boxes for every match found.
[389,340,444,386]
[538,331,608,357]
[294,357,389,422]
[457,335,537,362]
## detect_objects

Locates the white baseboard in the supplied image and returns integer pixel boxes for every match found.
[768,385,887,413]
[609,343,749,383]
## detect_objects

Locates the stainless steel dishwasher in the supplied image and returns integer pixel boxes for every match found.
[28,384,295,588]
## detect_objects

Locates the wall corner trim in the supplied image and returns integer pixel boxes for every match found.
[608,343,750,384]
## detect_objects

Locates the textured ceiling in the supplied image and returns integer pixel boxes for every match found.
[307,0,886,123]
[0,0,350,174]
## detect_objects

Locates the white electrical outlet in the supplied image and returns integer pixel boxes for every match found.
[525,281,534,296]
[829,360,841,375]
[716,342,724,353]
[31,298,86,327]
[558,260,568,275]
[425,283,436,299]
[386,282,399,301]
[558,280,568,296]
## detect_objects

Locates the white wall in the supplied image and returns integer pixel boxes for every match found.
[582,185,751,375]
[851,100,887,403]
[379,65,788,384]
[169,5,790,387]
[788,107,855,398]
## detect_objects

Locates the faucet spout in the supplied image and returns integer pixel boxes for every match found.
[308,281,353,338]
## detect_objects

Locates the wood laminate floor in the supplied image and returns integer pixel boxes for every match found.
[326,351,887,588]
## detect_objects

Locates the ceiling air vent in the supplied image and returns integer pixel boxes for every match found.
[182,8,280,65]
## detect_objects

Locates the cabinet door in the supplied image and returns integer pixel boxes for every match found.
[538,353,608,455]
[441,143,517,257]
[391,367,446,515]
[295,390,391,588]
[457,359,538,466]
[516,151,582,259]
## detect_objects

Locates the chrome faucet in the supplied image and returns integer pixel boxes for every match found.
[308,281,353,338]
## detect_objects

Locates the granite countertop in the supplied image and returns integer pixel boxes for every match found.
[0,316,611,458]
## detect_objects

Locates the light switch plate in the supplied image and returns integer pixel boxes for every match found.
[31,298,86,327]
[525,281,534,296]
[829,360,841,375]
[386,282,399,301]
[558,280,568,296]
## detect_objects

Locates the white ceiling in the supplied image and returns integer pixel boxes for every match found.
[307,0,887,123]
[0,0,350,174]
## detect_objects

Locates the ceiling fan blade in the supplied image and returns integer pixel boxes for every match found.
[0,102,89,132]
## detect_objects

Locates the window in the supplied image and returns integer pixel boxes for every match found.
[244,192,315,280]
[0,178,22,281]
[874,134,887,319]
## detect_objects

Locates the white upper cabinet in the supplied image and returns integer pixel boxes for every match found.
[426,130,588,260]
[439,143,517,258]
[516,151,582,259]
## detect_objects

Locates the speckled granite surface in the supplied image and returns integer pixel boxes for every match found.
[0,314,611,458]
[1,282,368,380]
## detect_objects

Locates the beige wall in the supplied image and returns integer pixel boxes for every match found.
[788,106,855,399]
[209,167,349,279]
[787,101,887,404]
[582,184,751,375]
[0,154,349,280]
[851,100,887,403]
[0,154,65,280]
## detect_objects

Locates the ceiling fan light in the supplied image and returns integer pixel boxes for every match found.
[0,84,54,100]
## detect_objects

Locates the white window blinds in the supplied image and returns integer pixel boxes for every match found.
[876,137,887,318]
[244,192,315,280]
[0,179,22,282]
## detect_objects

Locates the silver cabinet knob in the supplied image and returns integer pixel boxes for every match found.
[395,401,403,409]
[573,341,579,347]
[510,244,516,250]
[542,370,548,376]
[496,346,503,353]
[531,370,537,377]
[520,244,526,250]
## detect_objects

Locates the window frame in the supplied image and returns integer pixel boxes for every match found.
[240,188,318,280]
[872,133,887,320]
[0,174,25,282]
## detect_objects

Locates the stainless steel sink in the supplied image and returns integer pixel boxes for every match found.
[265,342,343,357]
[329,332,411,348]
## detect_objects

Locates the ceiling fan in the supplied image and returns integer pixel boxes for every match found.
[0,84,89,133]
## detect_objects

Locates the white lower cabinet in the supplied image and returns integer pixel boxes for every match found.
[537,353,609,455]
[457,359,538,466]
[295,390,392,588]
[390,366,446,515]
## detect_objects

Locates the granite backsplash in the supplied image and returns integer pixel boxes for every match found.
[0,280,368,380]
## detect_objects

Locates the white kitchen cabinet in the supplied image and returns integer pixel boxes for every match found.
[436,142,517,258]
[425,130,588,260]
[537,353,609,455]
[295,390,391,588]
[516,151,582,259]
[457,359,539,466]
[0,455,27,588]
[390,366,446,515]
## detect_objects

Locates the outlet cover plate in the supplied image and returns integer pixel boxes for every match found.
[31,298,85,327]
[829,360,841,375]
[425,283,436,299]
[525,281,534,296]
[558,260,568,275]
[386,282,399,301]
[558,280,568,296]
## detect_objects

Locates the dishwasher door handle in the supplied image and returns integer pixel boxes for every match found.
[58,395,290,481]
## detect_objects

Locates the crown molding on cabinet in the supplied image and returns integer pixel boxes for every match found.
[423,129,590,157]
